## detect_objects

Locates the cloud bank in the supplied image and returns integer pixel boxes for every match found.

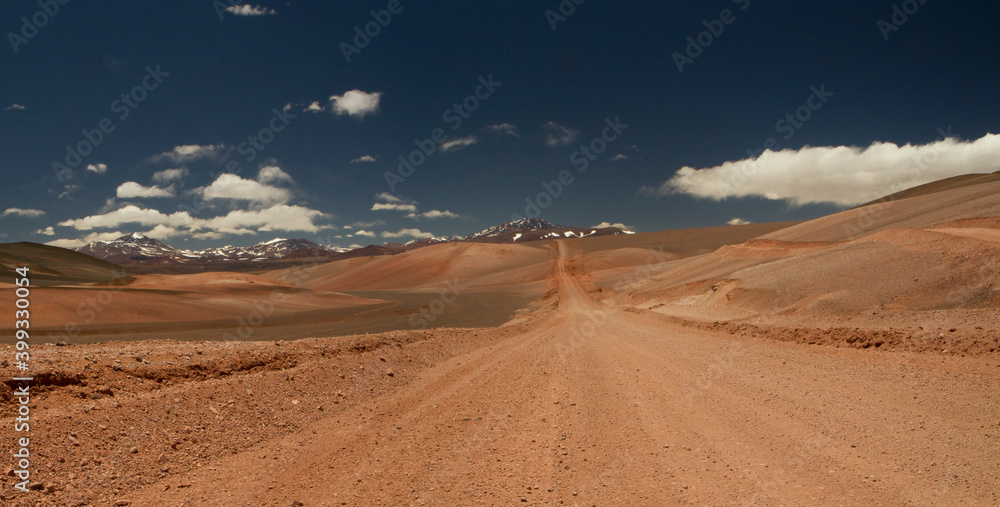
[643,133,1000,206]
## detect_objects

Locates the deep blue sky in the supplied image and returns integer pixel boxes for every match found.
[1,1,998,249]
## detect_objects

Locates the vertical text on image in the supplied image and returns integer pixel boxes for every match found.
[11,266,34,493]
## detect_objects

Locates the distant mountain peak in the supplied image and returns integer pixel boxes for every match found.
[255,237,289,246]
[466,218,563,240]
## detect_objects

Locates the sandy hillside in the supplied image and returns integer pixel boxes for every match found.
[606,176,1000,350]
[1,238,996,506]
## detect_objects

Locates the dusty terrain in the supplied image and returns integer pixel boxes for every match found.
[2,175,1000,505]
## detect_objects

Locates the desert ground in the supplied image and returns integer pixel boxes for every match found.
[2,175,1000,505]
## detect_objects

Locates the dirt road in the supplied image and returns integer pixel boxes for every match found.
[127,241,1000,505]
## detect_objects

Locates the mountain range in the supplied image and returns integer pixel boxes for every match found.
[72,219,634,268]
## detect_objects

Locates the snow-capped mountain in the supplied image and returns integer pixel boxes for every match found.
[463,218,635,244]
[464,218,563,241]
[75,233,351,266]
[73,220,636,268]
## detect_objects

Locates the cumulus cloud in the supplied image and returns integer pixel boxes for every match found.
[59,206,195,231]
[644,133,1000,207]
[330,90,382,118]
[441,136,479,153]
[406,210,461,220]
[727,218,752,226]
[2,208,46,218]
[226,4,275,16]
[485,123,520,138]
[353,230,376,238]
[199,205,328,234]
[5,104,25,111]
[375,193,404,203]
[116,182,175,198]
[35,226,55,236]
[380,228,435,239]
[152,167,188,184]
[372,193,419,212]
[56,204,329,238]
[47,231,125,249]
[610,154,629,162]
[86,163,108,174]
[257,165,294,185]
[372,202,417,213]
[591,221,633,231]
[351,155,377,163]
[150,144,226,163]
[199,172,291,206]
[543,121,580,147]
[304,101,324,113]
[144,224,185,240]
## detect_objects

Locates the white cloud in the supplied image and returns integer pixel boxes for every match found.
[304,101,324,113]
[406,210,461,219]
[375,192,404,203]
[351,155,377,163]
[150,144,226,163]
[144,224,184,240]
[441,136,478,153]
[59,205,195,231]
[57,203,329,238]
[610,154,629,162]
[5,104,25,111]
[329,90,382,118]
[192,231,224,240]
[152,167,188,184]
[645,133,1000,207]
[200,173,290,205]
[86,163,108,174]
[380,228,435,239]
[199,205,328,234]
[257,165,294,185]
[350,220,385,228]
[353,230,376,237]
[35,226,55,236]
[117,182,175,198]
[226,4,275,16]
[46,231,125,249]
[2,208,46,218]
[543,121,580,147]
[372,202,417,213]
[591,221,633,231]
[485,123,520,138]
[727,218,752,226]
[372,193,420,212]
